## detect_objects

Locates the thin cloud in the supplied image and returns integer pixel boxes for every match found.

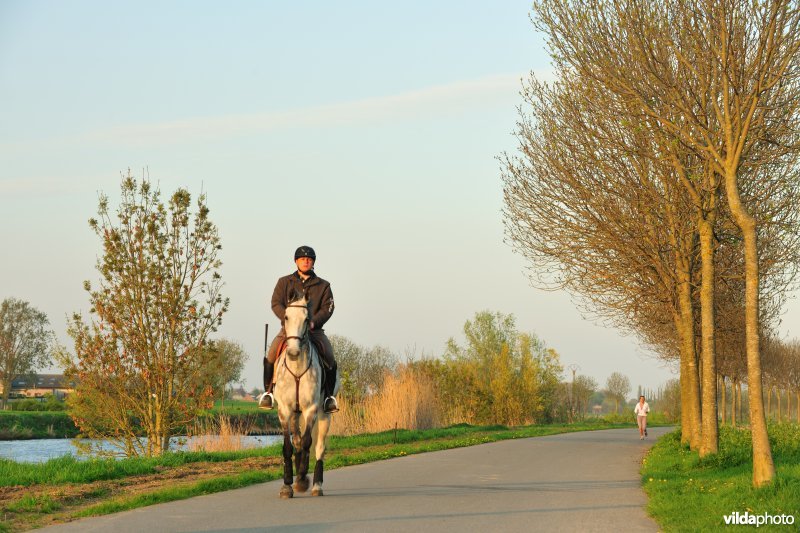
[0,70,554,153]
[85,73,549,146]
[0,176,81,197]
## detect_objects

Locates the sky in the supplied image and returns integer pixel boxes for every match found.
[2,1,798,396]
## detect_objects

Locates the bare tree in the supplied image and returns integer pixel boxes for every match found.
[203,338,249,407]
[605,372,631,414]
[330,334,397,402]
[573,374,598,420]
[502,68,705,448]
[0,298,52,409]
[531,0,800,487]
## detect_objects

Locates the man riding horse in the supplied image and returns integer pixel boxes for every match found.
[259,245,339,414]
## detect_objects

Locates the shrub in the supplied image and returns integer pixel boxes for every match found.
[0,411,77,439]
[9,396,67,412]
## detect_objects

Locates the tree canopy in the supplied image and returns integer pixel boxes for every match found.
[0,298,52,409]
[63,173,229,456]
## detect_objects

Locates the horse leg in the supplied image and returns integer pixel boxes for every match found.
[279,429,294,499]
[312,414,331,496]
[293,424,313,493]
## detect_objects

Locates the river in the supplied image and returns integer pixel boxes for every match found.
[0,435,282,463]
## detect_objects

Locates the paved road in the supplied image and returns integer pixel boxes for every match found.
[40,426,671,532]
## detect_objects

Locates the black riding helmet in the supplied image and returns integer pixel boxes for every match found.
[294,245,316,261]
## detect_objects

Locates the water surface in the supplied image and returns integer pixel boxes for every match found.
[0,435,281,463]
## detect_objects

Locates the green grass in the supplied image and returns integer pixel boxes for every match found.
[4,493,61,514]
[0,444,283,487]
[73,469,282,517]
[642,424,800,532]
[208,399,263,414]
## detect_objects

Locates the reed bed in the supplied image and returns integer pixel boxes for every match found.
[187,415,256,453]
[332,365,441,436]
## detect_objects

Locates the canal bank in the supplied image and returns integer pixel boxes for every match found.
[0,410,281,441]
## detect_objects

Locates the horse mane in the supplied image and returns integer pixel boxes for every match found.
[288,291,311,308]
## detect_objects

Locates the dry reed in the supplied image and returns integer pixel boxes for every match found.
[331,365,441,436]
[187,414,255,452]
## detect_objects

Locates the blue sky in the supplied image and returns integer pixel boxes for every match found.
[3,1,796,394]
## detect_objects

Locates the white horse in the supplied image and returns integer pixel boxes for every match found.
[274,293,339,498]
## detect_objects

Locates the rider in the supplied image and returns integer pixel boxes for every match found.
[258,245,339,413]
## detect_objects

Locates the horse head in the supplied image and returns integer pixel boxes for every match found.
[284,293,310,360]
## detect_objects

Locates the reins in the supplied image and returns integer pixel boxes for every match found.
[283,346,312,413]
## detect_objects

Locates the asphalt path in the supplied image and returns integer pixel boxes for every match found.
[39,426,671,532]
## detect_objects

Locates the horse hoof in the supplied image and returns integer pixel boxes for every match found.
[294,478,309,493]
[312,487,324,497]
[280,485,294,499]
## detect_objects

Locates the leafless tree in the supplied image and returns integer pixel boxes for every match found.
[502,63,709,448]
[529,0,800,486]
[605,372,631,414]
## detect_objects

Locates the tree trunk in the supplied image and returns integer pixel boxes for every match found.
[731,377,737,427]
[787,389,791,422]
[738,381,744,424]
[698,217,718,456]
[678,272,701,449]
[724,169,775,486]
[0,377,10,410]
[766,386,772,420]
[720,375,726,427]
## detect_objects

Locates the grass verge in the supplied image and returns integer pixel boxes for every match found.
[642,424,800,532]
[0,420,630,531]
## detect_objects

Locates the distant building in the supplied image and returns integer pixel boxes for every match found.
[229,386,254,402]
[3,374,77,399]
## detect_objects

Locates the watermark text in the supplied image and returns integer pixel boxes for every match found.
[723,511,795,527]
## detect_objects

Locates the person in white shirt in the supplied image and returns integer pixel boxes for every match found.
[634,395,650,439]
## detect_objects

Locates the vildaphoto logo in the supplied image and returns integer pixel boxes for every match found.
[723,511,795,527]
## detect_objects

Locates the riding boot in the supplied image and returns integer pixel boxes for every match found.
[259,361,275,409]
[323,364,339,413]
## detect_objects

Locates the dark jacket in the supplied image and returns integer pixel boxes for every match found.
[271,271,335,330]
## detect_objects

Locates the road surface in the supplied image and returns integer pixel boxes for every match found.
[39,426,671,532]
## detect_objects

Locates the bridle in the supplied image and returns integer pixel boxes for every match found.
[283,302,312,413]
[284,303,309,344]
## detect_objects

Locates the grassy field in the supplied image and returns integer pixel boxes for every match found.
[642,424,800,532]
[0,420,630,531]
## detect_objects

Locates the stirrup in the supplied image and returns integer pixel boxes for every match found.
[258,391,275,410]
[323,396,339,413]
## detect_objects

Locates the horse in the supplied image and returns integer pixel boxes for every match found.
[273,293,339,498]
